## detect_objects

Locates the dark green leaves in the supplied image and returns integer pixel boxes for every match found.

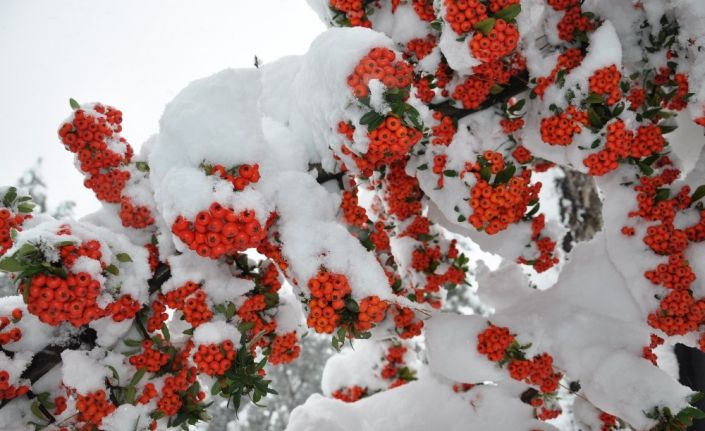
[474,18,496,35]
[359,111,386,131]
[69,98,81,110]
[494,4,521,21]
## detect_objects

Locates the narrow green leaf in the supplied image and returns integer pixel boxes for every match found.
[69,98,81,110]
[106,264,120,275]
[494,3,521,21]
[116,253,132,263]
[474,18,496,35]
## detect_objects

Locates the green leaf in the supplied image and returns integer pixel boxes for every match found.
[493,163,516,185]
[490,84,504,95]
[494,4,521,21]
[135,161,150,172]
[123,338,142,347]
[359,111,386,132]
[116,253,132,263]
[430,21,442,32]
[54,240,75,248]
[654,188,671,203]
[125,385,137,404]
[480,165,492,182]
[587,107,604,129]
[345,297,359,313]
[30,401,45,421]
[15,243,37,258]
[3,187,17,208]
[691,185,705,204]
[17,203,35,213]
[443,170,458,177]
[129,367,146,387]
[508,99,525,113]
[474,18,496,35]
[161,323,171,341]
[211,380,222,396]
[69,98,81,110]
[106,264,120,275]
[584,93,605,105]
[0,257,24,273]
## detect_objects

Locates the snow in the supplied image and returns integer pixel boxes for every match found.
[61,348,108,394]
[193,320,240,345]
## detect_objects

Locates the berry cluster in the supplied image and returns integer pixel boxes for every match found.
[477,324,563,420]
[58,103,133,203]
[405,36,436,61]
[540,106,588,146]
[392,306,424,339]
[356,295,388,331]
[467,153,541,235]
[130,339,170,372]
[431,112,456,146]
[517,214,559,273]
[589,65,623,105]
[533,48,583,98]
[76,390,116,429]
[432,154,448,188]
[238,294,277,348]
[307,270,352,334]
[551,1,596,42]
[332,385,367,402]
[469,19,519,63]
[346,48,413,99]
[0,190,33,256]
[412,0,435,21]
[0,309,22,345]
[380,344,415,388]
[384,162,423,221]
[206,163,260,191]
[163,281,214,328]
[268,332,301,365]
[511,145,533,164]
[445,0,488,34]
[330,0,372,28]
[0,370,28,400]
[172,203,266,259]
[193,340,236,376]
[119,196,155,229]
[24,272,103,327]
[341,190,368,228]
[642,334,664,365]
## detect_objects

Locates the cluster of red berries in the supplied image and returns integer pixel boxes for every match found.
[624,168,705,337]
[500,118,524,134]
[540,106,588,146]
[356,295,388,331]
[642,334,664,365]
[332,385,367,402]
[533,48,583,98]
[347,117,423,175]
[130,339,170,372]
[341,190,368,228]
[507,353,562,393]
[511,145,533,164]
[477,324,515,361]
[431,112,456,145]
[390,305,423,339]
[553,2,596,42]
[193,340,236,376]
[432,154,448,188]
[147,299,168,333]
[405,35,436,61]
[589,65,623,105]
[238,294,277,348]
[307,270,352,334]
[369,221,391,252]
[0,308,22,345]
[411,246,442,272]
[58,237,103,269]
[415,75,435,103]
[0,207,31,256]
[468,160,540,235]
[25,272,103,327]
[412,0,435,21]
[157,366,201,416]
[517,214,559,273]
[58,104,133,203]
[119,196,154,229]
[163,281,213,328]
[330,0,371,28]
[172,203,266,259]
[137,383,159,405]
[654,68,689,111]
[76,390,116,429]
[269,332,301,365]
[583,119,632,176]
[381,344,413,388]
[0,370,28,400]
[104,294,141,322]
[599,412,619,431]
[470,19,519,63]
[208,163,260,191]
[384,162,424,220]
[452,76,493,110]
[347,48,413,99]
[444,0,488,34]
[627,87,646,110]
